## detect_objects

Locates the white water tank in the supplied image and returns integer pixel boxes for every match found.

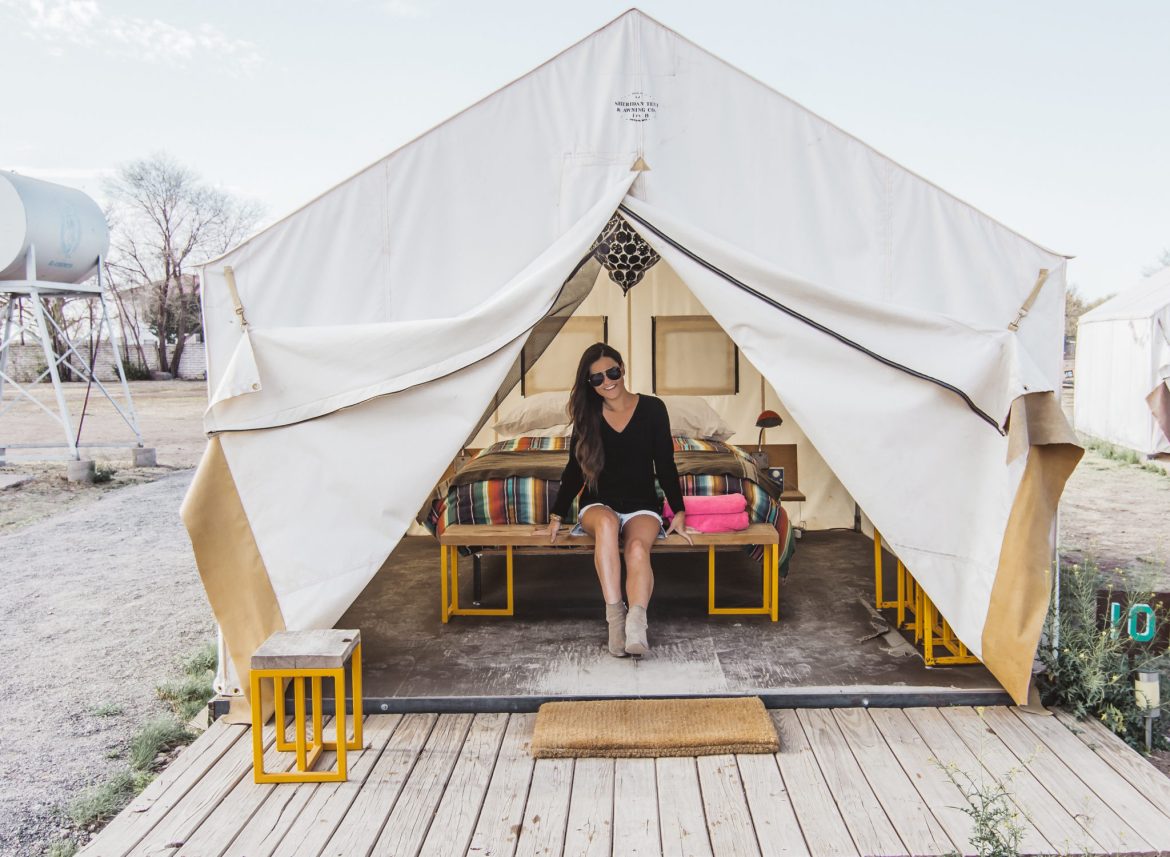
[0,170,109,284]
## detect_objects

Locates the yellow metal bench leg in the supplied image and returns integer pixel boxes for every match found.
[440,543,449,624]
[350,642,363,749]
[293,677,307,771]
[771,542,779,622]
[450,546,460,612]
[707,544,716,615]
[506,545,514,616]
[250,672,266,782]
[311,676,323,748]
[334,667,348,782]
[274,675,292,752]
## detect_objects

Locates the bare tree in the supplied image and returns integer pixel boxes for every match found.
[1065,283,1113,340]
[104,153,262,375]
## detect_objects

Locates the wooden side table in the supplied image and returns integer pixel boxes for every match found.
[249,629,363,783]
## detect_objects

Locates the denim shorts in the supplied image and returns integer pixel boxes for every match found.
[570,503,667,539]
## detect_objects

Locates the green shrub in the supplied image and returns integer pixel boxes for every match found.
[182,640,217,678]
[157,674,215,722]
[90,702,123,718]
[67,769,154,827]
[128,716,194,770]
[1037,559,1170,749]
[47,839,79,857]
[117,361,153,381]
[939,762,1024,857]
[92,463,117,484]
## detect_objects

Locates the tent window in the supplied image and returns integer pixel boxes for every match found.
[652,315,739,396]
[521,315,608,395]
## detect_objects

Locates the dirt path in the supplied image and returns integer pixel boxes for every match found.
[0,471,211,857]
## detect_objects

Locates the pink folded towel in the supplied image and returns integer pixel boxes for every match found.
[663,494,747,517]
[663,494,750,533]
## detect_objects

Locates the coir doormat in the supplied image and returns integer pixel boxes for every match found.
[530,696,779,758]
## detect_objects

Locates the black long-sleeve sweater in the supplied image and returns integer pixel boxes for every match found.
[550,394,685,520]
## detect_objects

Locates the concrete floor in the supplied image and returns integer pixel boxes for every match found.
[338,530,1009,711]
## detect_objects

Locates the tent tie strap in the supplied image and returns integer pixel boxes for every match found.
[223,266,250,330]
[1008,268,1050,332]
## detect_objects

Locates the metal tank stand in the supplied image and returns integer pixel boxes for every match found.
[0,246,143,462]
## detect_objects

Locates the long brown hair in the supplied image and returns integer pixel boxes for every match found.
[569,342,624,491]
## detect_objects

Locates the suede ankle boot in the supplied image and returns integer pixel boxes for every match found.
[625,604,649,656]
[605,601,628,657]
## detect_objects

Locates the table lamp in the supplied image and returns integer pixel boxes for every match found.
[756,410,783,451]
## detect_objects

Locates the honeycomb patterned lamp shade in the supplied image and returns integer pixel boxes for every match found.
[591,214,660,294]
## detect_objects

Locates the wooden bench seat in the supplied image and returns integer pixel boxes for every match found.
[437,523,780,623]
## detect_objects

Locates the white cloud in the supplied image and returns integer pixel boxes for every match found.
[0,0,262,71]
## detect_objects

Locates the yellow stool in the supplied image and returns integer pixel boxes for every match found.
[249,629,363,783]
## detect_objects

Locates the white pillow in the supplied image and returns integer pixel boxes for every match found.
[495,392,732,442]
[495,392,570,437]
[661,396,734,441]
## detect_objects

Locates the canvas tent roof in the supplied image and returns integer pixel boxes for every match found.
[1080,266,1170,323]
[1074,268,1170,455]
[185,9,1081,713]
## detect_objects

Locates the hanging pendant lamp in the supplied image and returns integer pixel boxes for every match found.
[590,214,660,294]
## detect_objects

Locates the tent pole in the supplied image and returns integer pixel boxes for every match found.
[1052,503,1061,656]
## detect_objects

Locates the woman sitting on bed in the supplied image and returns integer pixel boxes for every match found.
[534,342,691,658]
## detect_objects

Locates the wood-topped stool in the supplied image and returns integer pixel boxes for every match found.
[249,629,364,783]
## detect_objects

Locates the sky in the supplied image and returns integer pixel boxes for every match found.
[1,0,1168,301]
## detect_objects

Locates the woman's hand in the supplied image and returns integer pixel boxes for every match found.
[533,517,562,543]
[664,510,694,545]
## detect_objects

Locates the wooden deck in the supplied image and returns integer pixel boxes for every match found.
[79,706,1170,857]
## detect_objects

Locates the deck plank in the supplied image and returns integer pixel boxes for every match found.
[418,712,511,857]
[939,707,1105,855]
[797,709,904,856]
[126,723,277,857]
[311,712,437,857]
[656,758,714,857]
[977,706,1151,855]
[614,758,662,856]
[696,755,760,857]
[374,713,476,856]
[1011,707,1170,848]
[174,717,337,857]
[734,753,809,857]
[906,707,1055,856]
[563,758,614,857]
[78,719,245,857]
[867,708,977,853]
[770,710,858,857]
[468,713,537,857]
[831,708,954,855]
[1052,707,1170,817]
[514,757,574,857]
[221,714,401,857]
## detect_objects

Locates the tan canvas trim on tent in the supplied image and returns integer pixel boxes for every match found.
[982,392,1083,704]
[1148,381,1170,446]
[181,435,286,723]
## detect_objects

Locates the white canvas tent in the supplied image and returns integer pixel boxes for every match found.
[1074,267,1170,456]
[184,9,1081,715]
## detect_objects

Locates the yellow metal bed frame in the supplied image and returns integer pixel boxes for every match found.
[438,523,781,623]
[873,529,979,666]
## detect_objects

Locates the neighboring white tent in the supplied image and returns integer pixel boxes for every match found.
[1074,268,1170,456]
[184,9,1080,713]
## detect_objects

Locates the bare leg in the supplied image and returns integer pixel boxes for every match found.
[622,515,660,608]
[621,515,660,656]
[579,505,622,604]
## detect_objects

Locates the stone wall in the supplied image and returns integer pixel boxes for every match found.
[1,339,206,382]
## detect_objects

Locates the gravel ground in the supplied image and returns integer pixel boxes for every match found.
[0,471,212,857]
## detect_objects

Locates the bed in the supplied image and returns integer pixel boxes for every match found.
[424,435,796,576]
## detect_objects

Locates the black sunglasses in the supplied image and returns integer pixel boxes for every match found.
[588,366,623,387]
